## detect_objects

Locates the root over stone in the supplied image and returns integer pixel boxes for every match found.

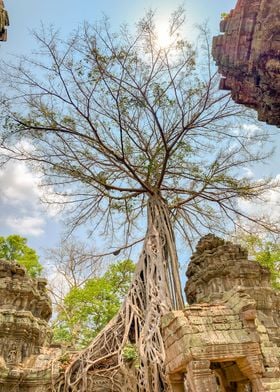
[54,196,183,392]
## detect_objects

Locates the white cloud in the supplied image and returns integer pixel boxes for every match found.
[39,190,66,217]
[5,216,45,236]
[0,161,51,237]
[0,133,70,238]
[242,124,261,137]
[0,161,41,205]
[240,167,254,179]
[238,174,280,222]
[232,124,261,137]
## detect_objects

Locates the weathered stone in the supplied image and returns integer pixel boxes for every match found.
[212,0,280,127]
[0,0,8,41]
[0,259,61,392]
[162,235,280,391]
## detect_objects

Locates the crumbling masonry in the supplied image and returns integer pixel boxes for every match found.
[212,0,280,127]
[0,260,61,392]
[0,236,279,391]
[162,235,280,391]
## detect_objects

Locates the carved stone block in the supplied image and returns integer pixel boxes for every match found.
[212,0,280,127]
[162,235,280,391]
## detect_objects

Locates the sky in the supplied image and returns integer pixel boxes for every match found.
[0,0,280,272]
[4,0,237,56]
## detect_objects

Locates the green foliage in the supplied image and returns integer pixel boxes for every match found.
[221,12,229,20]
[58,352,71,364]
[122,343,139,363]
[240,234,280,290]
[0,235,42,277]
[53,259,135,348]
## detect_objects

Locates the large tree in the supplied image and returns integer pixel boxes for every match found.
[53,259,135,348]
[0,234,42,277]
[0,10,278,391]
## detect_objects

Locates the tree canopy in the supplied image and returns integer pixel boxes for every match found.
[0,12,274,245]
[237,234,280,290]
[53,259,135,348]
[0,234,42,277]
[0,8,278,392]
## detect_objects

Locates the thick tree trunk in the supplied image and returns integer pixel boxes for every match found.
[54,195,183,392]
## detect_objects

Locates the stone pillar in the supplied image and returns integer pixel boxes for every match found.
[236,357,265,392]
[169,374,185,392]
[237,382,252,391]
[185,360,217,392]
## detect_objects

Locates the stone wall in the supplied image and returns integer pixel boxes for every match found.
[0,0,8,41]
[212,0,280,127]
[0,260,61,392]
[0,237,280,391]
[162,235,280,391]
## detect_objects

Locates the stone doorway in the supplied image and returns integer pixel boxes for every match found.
[169,361,253,392]
[211,361,253,392]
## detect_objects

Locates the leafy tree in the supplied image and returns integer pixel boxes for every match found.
[45,237,103,306]
[236,234,280,290]
[0,9,278,391]
[53,259,135,348]
[0,234,42,277]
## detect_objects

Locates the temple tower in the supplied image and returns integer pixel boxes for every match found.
[0,0,9,41]
[0,259,61,392]
[162,235,280,392]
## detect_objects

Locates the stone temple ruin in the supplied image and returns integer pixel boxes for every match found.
[212,0,280,127]
[0,1,279,389]
[0,259,61,392]
[0,235,279,391]
[0,0,9,41]
[162,235,280,391]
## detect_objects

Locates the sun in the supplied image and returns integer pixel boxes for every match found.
[156,20,173,49]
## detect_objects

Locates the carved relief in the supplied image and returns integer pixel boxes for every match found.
[6,345,18,364]
[0,260,61,391]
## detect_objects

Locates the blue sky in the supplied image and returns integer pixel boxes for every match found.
[1,0,279,271]
[3,0,237,57]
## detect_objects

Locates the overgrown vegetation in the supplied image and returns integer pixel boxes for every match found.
[237,234,280,289]
[221,12,229,20]
[0,234,42,277]
[53,260,135,348]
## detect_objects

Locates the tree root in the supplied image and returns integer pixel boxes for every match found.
[54,197,183,392]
